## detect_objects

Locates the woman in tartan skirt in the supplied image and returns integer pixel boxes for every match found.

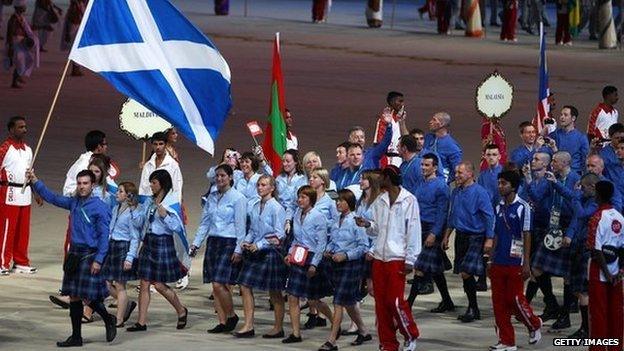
[235,175,288,338]
[127,170,188,332]
[190,164,247,334]
[283,185,333,344]
[101,182,140,327]
[319,189,372,351]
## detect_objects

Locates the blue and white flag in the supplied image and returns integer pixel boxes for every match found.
[69,0,232,154]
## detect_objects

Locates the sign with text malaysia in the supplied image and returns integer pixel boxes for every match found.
[475,71,514,119]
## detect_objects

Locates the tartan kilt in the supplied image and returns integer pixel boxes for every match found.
[137,234,184,283]
[286,253,334,300]
[567,245,589,294]
[331,259,363,306]
[203,236,240,285]
[101,239,138,283]
[453,232,485,276]
[415,222,445,274]
[531,237,571,278]
[61,245,109,301]
[237,248,287,291]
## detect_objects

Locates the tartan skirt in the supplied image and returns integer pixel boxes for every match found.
[203,236,241,285]
[453,231,485,276]
[331,259,363,306]
[415,222,446,274]
[237,248,287,291]
[61,244,109,301]
[531,237,571,278]
[285,254,334,300]
[101,239,138,283]
[568,245,589,294]
[137,234,184,283]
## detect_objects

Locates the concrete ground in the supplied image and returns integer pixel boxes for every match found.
[1,0,620,350]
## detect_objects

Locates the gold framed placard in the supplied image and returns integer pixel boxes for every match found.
[119,98,172,140]
[475,71,514,119]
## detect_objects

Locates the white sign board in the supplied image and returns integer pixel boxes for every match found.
[476,72,514,119]
[119,98,172,140]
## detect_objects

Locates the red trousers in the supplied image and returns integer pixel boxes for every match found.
[312,0,327,21]
[500,1,517,40]
[588,262,623,351]
[0,204,31,269]
[372,260,419,351]
[556,13,571,43]
[490,265,541,346]
[436,0,452,33]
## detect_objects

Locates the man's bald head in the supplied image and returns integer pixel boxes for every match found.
[586,154,605,176]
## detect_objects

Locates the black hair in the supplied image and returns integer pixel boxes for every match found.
[84,130,106,152]
[596,180,614,204]
[497,170,521,192]
[409,128,425,136]
[382,165,402,186]
[7,116,25,131]
[151,132,168,143]
[518,121,534,131]
[76,169,96,183]
[608,123,624,137]
[562,105,579,119]
[337,141,351,150]
[602,85,617,98]
[240,151,260,172]
[422,153,439,167]
[485,143,500,151]
[399,135,419,153]
[282,149,304,175]
[149,169,173,197]
[215,164,235,186]
[337,189,357,211]
[386,91,404,105]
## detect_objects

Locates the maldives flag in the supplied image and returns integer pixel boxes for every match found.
[262,33,288,175]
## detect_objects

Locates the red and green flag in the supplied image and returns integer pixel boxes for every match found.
[262,32,288,175]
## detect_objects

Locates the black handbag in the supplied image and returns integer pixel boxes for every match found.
[63,253,81,275]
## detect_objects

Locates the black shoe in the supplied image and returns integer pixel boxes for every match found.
[539,307,560,322]
[341,329,359,336]
[105,315,117,342]
[208,324,227,333]
[316,317,327,327]
[568,328,588,338]
[318,341,338,351]
[458,307,480,323]
[123,301,137,324]
[282,334,303,343]
[49,295,70,309]
[176,307,188,330]
[430,301,455,313]
[569,301,579,314]
[351,333,372,346]
[126,323,147,332]
[224,315,239,332]
[56,336,83,347]
[476,277,488,292]
[550,313,571,331]
[233,329,255,338]
[262,330,285,338]
[418,281,434,295]
[304,313,318,330]
[490,22,500,27]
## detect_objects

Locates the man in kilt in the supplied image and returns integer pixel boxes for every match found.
[28,169,117,347]
[442,161,495,323]
[560,173,599,339]
[409,153,455,312]
[530,151,580,331]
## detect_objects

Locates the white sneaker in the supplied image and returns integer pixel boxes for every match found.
[14,265,37,274]
[490,343,517,351]
[403,339,417,351]
[529,318,543,344]
[0,267,10,276]
[175,275,189,290]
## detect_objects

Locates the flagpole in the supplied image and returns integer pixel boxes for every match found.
[390,0,397,29]
[22,59,72,193]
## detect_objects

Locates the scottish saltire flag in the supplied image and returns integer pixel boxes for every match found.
[139,192,192,272]
[69,0,232,154]
[532,22,549,134]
